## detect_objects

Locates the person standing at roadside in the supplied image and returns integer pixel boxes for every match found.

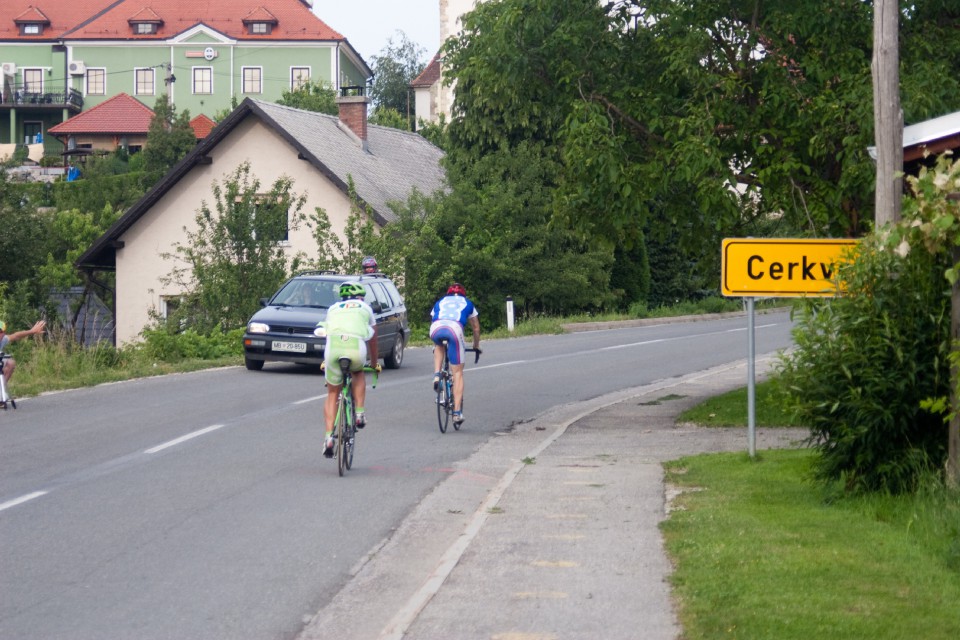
[429,283,480,426]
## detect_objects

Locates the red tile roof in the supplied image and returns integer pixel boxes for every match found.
[190,113,217,139]
[0,2,117,40]
[0,1,344,41]
[48,93,155,135]
[411,52,441,88]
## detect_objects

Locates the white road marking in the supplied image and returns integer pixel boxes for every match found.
[145,424,226,454]
[0,491,47,513]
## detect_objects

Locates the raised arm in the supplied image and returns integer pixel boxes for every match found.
[7,320,46,343]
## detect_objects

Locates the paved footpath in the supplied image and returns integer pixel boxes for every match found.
[299,355,808,640]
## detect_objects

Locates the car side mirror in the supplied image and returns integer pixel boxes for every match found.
[370,301,383,314]
[260,297,269,307]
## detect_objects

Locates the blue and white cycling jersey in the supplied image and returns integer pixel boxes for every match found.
[431,295,477,327]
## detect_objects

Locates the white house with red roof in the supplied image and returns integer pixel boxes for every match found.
[76,96,446,345]
[0,1,370,158]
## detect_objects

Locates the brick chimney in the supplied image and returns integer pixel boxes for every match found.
[337,94,371,152]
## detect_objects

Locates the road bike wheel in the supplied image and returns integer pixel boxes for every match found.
[336,395,348,477]
[436,372,449,433]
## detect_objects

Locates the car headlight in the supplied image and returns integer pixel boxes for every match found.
[313,325,327,338]
[248,322,270,333]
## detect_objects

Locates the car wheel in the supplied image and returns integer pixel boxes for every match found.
[384,334,404,369]
[245,357,265,371]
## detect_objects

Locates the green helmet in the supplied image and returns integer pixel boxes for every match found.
[339,282,366,299]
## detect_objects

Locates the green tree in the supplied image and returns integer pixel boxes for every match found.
[162,162,307,333]
[276,80,338,115]
[369,31,426,130]
[142,95,196,174]
[444,0,960,293]
[368,106,409,130]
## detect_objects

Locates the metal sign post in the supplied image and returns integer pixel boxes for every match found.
[722,238,858,457]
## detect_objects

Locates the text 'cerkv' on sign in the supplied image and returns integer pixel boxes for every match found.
[721,238,859,298]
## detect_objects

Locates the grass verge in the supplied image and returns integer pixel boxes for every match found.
[662,450,960,639]
[676,378,802,427]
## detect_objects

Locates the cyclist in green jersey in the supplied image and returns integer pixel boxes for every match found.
[321,283,379,458]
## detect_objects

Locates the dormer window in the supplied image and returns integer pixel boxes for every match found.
[128,8,164,36]
[242,7,278,36]
[15,6,51,36]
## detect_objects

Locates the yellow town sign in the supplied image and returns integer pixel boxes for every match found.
[722,238,859,297]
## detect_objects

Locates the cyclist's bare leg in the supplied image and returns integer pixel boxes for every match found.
[2,358,14,384]
[324,384,342,437]
[450,363,465,412]
[351,371,366,412]
[432,345,443,373]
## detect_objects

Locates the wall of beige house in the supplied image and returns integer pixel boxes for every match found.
[113,117,357,345]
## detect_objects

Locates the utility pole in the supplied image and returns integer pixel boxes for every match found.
[872,0,902,227]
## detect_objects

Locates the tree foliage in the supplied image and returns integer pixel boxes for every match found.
[142,96,196,174]
[161,162,307,333]
[444,0,960,289]
[276,80,338,115]
[369,31,426,129]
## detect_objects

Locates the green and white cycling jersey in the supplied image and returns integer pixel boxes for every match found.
[320,298,376,386]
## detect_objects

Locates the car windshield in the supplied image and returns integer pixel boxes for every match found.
[271,280,339,308]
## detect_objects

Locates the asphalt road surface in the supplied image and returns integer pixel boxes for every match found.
[0,311,793,639]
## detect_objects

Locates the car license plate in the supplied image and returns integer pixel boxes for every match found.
[273,341,307,353]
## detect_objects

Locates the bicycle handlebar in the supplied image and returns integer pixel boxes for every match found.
[465,348,482,364]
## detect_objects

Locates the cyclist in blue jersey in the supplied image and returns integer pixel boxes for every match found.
[430,283,481,425]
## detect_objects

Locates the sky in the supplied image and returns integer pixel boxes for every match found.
[311,1,441,64]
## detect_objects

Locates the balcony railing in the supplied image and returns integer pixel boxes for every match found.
[0,85,84,110]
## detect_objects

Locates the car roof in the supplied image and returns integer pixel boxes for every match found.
[291,271,391,283]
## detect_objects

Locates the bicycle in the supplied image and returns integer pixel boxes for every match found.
[0,352,16,410]
[328,358,378,476]
[435,340,480,433]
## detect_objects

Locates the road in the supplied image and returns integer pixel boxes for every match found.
[0,311,793,639]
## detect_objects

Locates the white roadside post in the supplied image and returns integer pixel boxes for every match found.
[506,296,515,332]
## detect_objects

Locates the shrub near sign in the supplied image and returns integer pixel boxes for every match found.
[722,238,859,297]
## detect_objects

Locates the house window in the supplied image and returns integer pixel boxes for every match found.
[291,67,310,90]
[192,67,212,94]
[242,67,262,94]
[135,68,155,96]
[86,68,106,95]
[21,24,42,36]
[250,22,271,35]
[134,23,157,35]
[23,68,43,94]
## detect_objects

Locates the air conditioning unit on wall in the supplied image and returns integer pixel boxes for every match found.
[68,61,86,75]
[1,62,16,76]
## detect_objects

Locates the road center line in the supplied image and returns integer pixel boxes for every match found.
[0,491,48,513]
[145,424,226,454]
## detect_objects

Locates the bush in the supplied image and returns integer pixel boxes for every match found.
[778,236,950,493]
[140,325,244,362]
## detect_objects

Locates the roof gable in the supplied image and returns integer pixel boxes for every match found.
[190,113,217,139]
[411,52,441,88]
[48,93,154,135]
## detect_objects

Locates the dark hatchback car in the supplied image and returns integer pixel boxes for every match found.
[242,271,409,371]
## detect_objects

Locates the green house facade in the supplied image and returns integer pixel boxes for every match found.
[0,0,370,160]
